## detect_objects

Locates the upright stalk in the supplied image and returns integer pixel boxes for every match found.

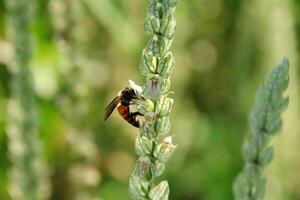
[129,0,178,199]
[5,0,49,199]
[233,59,289,200]
[49,0,100,199]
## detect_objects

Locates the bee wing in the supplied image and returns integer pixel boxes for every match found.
[104,96,121,121]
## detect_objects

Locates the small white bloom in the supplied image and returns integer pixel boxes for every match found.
[162,136,176,153]
[163,136,173,144]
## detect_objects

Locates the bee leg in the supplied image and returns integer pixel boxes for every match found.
[128,112,142,128]
[131,112,143,116]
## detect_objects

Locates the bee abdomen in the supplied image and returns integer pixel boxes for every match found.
[117,105,140,128]
[117,105,129,116]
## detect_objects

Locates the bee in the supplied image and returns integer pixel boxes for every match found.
[104,80,145,128]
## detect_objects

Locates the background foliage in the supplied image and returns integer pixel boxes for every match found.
[0,0,300,200]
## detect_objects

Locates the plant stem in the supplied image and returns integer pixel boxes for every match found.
[129,0,178,199]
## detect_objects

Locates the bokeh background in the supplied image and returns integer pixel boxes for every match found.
[1,0,300,199]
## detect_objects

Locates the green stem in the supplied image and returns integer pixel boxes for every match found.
[6,0,49,199]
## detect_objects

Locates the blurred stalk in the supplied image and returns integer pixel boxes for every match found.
[49,0,100,199]
[235,0,300,199]
[5,0,49,199]
[129,0,178,199]
[233,60,289,200]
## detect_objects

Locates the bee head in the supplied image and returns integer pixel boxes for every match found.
[128,80,145,100]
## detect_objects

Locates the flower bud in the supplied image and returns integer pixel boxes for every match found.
[148,0,161,18]
[134,99,154,116]
[151,160,165,177]
[135,135,154,156]
[161,78,171,93]
[155,116,171,136]
[163,37,173,54]
[136,156,152,179]
[157,52,175,78]
[149,181,170,200]
[129,156,153,198]
[144,112,156,125]
[155,95,174,117]
[146,35,162,57]
[153,136,176,163]
[162,0,178,11]
[129,176,150,199]
[140,122,156,138]
[160,14,176,39]
[160,98,173,117]
[140,49,156,76]
[145,16,160,34]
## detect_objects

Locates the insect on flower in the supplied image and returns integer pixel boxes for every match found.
[104,80,145,128]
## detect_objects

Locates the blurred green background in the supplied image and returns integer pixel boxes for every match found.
[1,0,300,199]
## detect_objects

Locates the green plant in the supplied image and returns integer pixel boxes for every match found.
[5,0,49,199]
[233,59,289,200]
[49,0,101,199]
[129,0,178,199]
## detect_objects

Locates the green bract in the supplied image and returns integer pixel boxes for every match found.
[149,181,169,200]
[135,135,154,156]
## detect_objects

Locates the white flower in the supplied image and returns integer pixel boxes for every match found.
[163,136,176,152]
[163,136,173,144]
